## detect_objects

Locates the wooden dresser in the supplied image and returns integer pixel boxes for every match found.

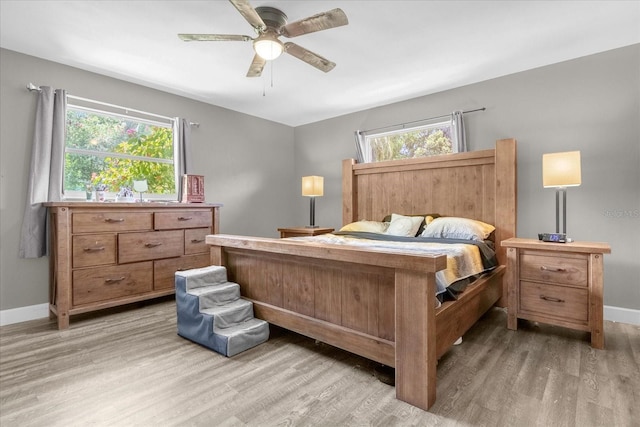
[44,202,221,329]
[501,238,611,349]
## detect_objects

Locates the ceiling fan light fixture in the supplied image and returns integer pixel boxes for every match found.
[254,36,284,60]
[179,2,348,77]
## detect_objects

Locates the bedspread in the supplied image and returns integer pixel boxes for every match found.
[288,232,496,297]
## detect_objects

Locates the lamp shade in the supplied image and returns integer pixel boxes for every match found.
[543,151,581,188]
[133,179,148,192]
[302,176,324,197]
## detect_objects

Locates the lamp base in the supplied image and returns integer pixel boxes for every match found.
[307,197,317,229]
[305,225,319,229]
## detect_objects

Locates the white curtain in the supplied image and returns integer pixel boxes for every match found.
[354,130,369,163]
[451,110,467,152]
[19,87,66,258]
[176,118,193,202]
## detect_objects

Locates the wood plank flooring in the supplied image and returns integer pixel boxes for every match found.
[1,299,638,426]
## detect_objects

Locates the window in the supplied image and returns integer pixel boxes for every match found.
[361,118,456,163]
[64,102,178,200]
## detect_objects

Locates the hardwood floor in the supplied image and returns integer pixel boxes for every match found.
[1,300,638,426]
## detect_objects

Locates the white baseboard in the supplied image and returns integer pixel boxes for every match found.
[1,303,639,327]
[0,303,49,326]
[604,305,640,326]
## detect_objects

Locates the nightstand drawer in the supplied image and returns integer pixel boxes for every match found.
[520,281,588,323]
[520,253,587,287]
[278,227,334,238]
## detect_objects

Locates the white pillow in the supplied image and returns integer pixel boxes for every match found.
[386,214,424,237]
[340,220,389,234]
[420,217,495,241]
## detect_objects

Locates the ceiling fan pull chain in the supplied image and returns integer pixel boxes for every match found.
[271,60,274,88]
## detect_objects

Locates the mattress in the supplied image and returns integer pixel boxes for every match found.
[288,231,497,300]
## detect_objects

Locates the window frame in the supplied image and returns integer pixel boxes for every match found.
[361,117,457,163]
[63,101,179,201]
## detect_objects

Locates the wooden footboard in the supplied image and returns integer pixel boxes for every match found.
[206,234,502,411]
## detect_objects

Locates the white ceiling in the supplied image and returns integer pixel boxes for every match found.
[1,1,639,126]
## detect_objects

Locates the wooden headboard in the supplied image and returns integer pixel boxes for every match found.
[342,138,517,265]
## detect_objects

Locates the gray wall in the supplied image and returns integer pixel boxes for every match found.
[1,45,638,313]
[294,44,640,311]
[0,48,295,311]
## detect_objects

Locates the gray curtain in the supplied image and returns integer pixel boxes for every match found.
[451,110,467,152]
[177,118,193,202]
[19,87,66,258]
[354,130,368,163]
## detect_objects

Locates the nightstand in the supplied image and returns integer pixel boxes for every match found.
[277,227,334,238]
[501,238,611,349]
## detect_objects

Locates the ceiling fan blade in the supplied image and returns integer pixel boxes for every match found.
[246,54,266,78]
[284,42,336,73]
[229,0,266,31]
[281,8,348,38]
[178,34,252,42]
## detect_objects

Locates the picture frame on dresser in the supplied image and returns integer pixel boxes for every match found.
[181,174,205,203]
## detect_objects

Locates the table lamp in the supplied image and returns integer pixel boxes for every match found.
[543,151,581,235]
[302,176,323,228]
[133,179,148,202]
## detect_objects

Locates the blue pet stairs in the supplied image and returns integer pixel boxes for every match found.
[175,265,269,357]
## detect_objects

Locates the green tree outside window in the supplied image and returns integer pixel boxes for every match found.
[64,107,176,196]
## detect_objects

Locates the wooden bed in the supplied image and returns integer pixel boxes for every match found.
[206,138,517,411]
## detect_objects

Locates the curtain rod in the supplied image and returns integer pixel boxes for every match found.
[26,82,199,126]
[358,107,486,135]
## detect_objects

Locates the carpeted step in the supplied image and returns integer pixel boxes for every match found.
[201,298,255,330]
[214,318,270,357]
[180,265,229,290]
[187,281,241,310]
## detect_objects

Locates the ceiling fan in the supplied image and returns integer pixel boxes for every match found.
[178,0,348,77]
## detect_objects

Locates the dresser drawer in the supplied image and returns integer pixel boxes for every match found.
[155,210,212,230]
[154,253,211,290]
[72,234,116,268]
[72,262,153,306]
[185,228,210,254]
[118,230,184,263]
[519,281,588,323]
[73,212,153,233]
[520,253,587,287]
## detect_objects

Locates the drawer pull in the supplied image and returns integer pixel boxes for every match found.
[83,246,105,252]
[144,242,163,248]
[104,218,125,223]
[178,216,193,221]
[540,266,566,273]
[540,295,565,303]
[105,277,126,284]
[190,238,205,243]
